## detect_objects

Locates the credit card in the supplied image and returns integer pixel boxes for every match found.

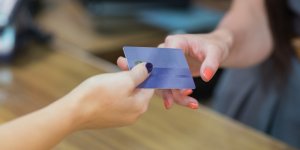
[123,46,195,89]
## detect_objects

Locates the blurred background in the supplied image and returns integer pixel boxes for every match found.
[0,0,231,103]
[2,1,300,149]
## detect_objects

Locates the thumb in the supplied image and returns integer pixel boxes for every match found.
[128,62,153,87]
[200,50,220,82]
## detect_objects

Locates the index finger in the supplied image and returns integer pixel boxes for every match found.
[117,56,129,71]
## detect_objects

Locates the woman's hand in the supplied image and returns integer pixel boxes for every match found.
[160,29,233,82]
[62,62,154,130]
[0,63,154,150]
[117,29,233,109]
[117,57,199,110]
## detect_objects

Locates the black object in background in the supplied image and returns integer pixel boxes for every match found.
[191,69,223,102]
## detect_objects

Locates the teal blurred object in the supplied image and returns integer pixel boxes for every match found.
[0,0,20,28]
[0,0,52,62]
[0,26,16,60]
[137,6,223,33]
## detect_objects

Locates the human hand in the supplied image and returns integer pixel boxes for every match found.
[160,29,233,82]
[117,30,233,109]
[157,30,233,109]
[117,57,199,110]
[61,63,154,129]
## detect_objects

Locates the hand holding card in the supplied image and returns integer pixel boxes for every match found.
[123,46,195,89]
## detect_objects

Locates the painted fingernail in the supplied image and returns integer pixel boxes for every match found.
[188,102,199,109]
[182,89,193,96]
[146,63,153,73]
[203,67,214,81]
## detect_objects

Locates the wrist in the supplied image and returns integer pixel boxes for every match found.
[46,97,82,133]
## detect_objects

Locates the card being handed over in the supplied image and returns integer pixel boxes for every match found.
[123,46,195,89]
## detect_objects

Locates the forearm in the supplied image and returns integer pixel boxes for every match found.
[0,99,78,150]
[0,64,153,149]
[216,0,273,67]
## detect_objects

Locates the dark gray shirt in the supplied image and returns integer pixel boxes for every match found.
[211,0,300,148]
[289,0,300,34]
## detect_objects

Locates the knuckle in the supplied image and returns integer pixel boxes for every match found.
[165,35,175,42]
[158,43,165,48]
[165,35,182,43]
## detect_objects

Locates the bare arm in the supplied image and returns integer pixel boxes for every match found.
[0,100,77,150]
[117,0,273,109]
[219,0,273,67]
[0,63,154,150]
[158,0,272,81]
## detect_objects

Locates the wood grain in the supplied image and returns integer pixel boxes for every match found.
[1,0,297,148]
[0,45,294,150]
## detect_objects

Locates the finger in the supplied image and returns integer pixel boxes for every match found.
[200,49,220,82]
[155,90,174,109]
[117,56,129,71]
[128,62,153,87]
[172,90,199,109]
[162,90,174,109]
[180,89,193,96]
[164,35,188,50]
[158,43,165,48]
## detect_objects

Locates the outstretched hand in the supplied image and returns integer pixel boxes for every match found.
[117,57,199,110]
[117,30,232,109]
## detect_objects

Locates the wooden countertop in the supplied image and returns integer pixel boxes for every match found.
[0,44,294,150]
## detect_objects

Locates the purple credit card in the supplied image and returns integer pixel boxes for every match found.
[123,46,195,89]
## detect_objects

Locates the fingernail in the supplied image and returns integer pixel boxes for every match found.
[182,89,193,96]
[203,67,213,81]
[188,102,199,109]
[146,63,153,73]
[164,100,170,109]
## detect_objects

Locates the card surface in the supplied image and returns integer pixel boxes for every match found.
[123,46,195,89]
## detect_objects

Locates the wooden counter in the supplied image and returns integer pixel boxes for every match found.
[0,44,293,150]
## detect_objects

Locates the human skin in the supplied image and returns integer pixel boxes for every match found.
[0,1,274,148]
[0,63,154,150]
[118,0,273,109]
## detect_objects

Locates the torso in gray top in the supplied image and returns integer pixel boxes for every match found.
[211,0,300,148]
[289,0,300,34]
